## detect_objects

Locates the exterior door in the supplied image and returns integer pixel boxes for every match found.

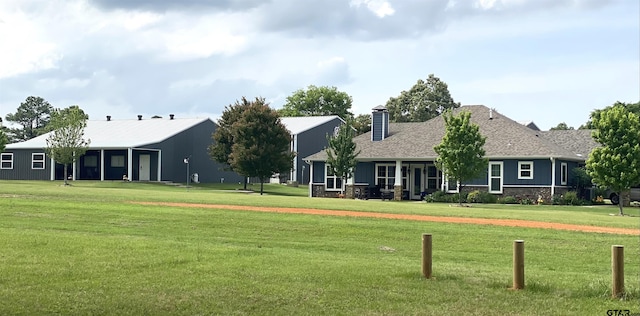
[139,154,150,181]
[412,167,422,200]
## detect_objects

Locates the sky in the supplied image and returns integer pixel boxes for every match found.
[0,0,638,131]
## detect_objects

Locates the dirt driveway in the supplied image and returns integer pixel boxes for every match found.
[134,202,639,236]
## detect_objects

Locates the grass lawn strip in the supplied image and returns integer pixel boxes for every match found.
[133,201,640,236]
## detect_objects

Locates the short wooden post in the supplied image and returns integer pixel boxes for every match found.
[422,234,432,278]
[612,245,624,298]
[513,240,524,290]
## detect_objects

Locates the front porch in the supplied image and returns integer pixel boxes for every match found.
[52,148,162,182]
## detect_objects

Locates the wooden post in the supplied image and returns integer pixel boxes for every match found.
[422,234,432,279]
[612,245,624,298]
[513,240,524,290]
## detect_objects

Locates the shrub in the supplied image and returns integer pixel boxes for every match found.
[498,196,518,204]
[563,191,583,206]
[467,190,498,203]
[520,198,534,205]
[424,191,468,203]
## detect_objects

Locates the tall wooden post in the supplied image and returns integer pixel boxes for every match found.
[513,240,524,290]
[422,234,432,279]
[612,245,624,298]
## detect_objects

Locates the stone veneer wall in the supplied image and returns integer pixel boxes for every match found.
[312,184,340,198]
[461,186,569,202]
[394,185,402,201]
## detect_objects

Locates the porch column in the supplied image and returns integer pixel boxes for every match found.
[50,157,55,181]
[550,158,556,197]
[100,149,105,181]
[157,150,162,182]
[291,135,298,182]
[72,160,77,181]
[308,161,314,197]
[345,169,355,199]
[394,160,402,200]
[127,148,133,181]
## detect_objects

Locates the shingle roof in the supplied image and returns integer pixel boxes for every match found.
[539,129,599,158]
[6,117,211,149]
[304,105,584,161]
[280,116,344,135]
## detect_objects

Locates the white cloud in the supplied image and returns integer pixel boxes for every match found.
[350,0,395,18]
[0,8,61,78]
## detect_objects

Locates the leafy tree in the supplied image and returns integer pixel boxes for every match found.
[0,127,6,153]
[228,97,295,195]
[352,113,371,135]
[386,74,460,123]
[325,120,360,195]
[6,96,54,142]
[208,98,252,189]
[279,85,353,119]
[549,122,574,130]
[434,110,488,205]
[44,106,90,185]
[581,101,640,129]
[586,104,640,215]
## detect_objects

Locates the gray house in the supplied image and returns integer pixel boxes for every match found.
[304,105,589,200]
[0,115,243,184]
[279,115,345,185]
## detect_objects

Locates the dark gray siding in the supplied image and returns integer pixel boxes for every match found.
[0,149,51,180]
[503,159,552,185]
[144,120,244,184]
[296,118,343,185]
[372,111,386,141]
[554,160,579,186]
[312,161,325,183]
[103,150,128,180]
[354,162,374,185]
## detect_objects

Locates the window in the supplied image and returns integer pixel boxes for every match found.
[376,164,396,191]
[1,153,13,169]
[444,175,459,193]
[560,162,568,185]
[84,155,98,168]
[325,166,343,191]
[426,165,440,190]
[489,162,503,194]
[111,155,125,168]
[518,161,533,180]
[401,166,409,190]
[32,153,45,170]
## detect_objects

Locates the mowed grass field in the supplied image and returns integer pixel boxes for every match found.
[0,180,639,315]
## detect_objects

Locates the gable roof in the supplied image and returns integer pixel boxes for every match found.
[304,105,584,161]
[539,129,599,158]
[280,116,344,135]
[6,117,211,149]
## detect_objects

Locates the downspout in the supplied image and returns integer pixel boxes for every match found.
[550,157,556,197]
[50,157,55,181]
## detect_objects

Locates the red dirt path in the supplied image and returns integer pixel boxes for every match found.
[133,202,639,236]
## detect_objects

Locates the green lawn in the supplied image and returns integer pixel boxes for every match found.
[0,180,639,315]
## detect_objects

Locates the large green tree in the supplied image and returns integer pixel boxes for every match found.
[352,113,371,135]
[386,74,460,123]
[586,104,640,215]
[279,85,353,119]
[434,110,487,205]
[580,101,640,129]
[549,122,574,130]
[44,106,90,185]
[208,97,252,189]
[0,126,6,153]
[228,97,295,195]
[325,120,360,195]
[6,96,54,142]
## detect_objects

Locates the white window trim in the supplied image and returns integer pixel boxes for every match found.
[32,153,45,170]
[518,161,534,180]
[325,165,343,192]
[560,162,568,185]
[1,153,13,170]
[443,174,459,193]
[375,163,396,191]
[489,161,504,194]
